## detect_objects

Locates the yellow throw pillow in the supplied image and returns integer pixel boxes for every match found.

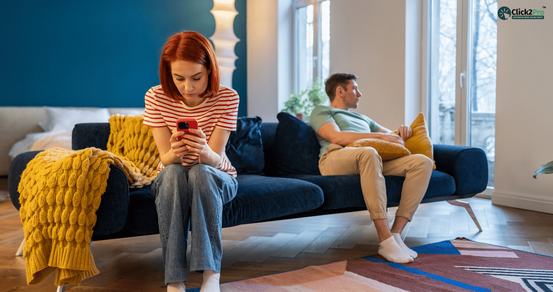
[395,113,436,170]
[346,138,411,161]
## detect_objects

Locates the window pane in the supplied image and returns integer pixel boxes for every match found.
[469,0,497,186]
[297,4,314,92]
[320,0,330,82]
[429,0,457,146]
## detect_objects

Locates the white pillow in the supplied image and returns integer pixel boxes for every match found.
[30,130,72,152]
[39,107,111,132]
[110,108,145,116]
[9,131,71,160]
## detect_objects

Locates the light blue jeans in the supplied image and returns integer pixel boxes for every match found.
[151,163,238,284]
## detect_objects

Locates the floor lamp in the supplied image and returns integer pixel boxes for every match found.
[210,0,239,89]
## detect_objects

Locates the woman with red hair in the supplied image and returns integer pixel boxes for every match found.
[143,31,240,292]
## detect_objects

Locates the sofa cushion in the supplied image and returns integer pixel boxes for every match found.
[223,175,324,227]
[72,123,111,150]
[259,123,278,177]
[405,113,436,169]
[393,113,436,170]
[347,138,411,161]
[273,112,321,176]
[121,174,325,234]
[288,171,455,210]
[226,116,265,175]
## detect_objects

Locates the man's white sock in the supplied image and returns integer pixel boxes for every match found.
[392,233,418,259]
[378,236,414,263]
[200,270,220,292]
[167,281,186,292]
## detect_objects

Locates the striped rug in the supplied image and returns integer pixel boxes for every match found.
[188,238,553,291]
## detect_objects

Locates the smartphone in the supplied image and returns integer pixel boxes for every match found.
[176,118,198,141]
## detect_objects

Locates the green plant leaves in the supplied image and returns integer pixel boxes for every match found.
[533,161,553,179]
[282,78,329,119]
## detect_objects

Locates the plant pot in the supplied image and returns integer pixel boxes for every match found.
[295,113,304,121]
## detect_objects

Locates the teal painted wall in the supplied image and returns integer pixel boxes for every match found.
[0,0,247,116]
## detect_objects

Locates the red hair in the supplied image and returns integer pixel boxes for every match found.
[159,31,220,101]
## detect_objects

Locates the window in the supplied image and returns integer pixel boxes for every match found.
[428,0,497,187]
[295,0,330,93]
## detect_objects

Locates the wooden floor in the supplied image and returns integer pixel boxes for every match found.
[1,192,553,291]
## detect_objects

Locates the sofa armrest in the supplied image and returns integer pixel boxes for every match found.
[8,151,42,210]
[8,150,130,237]
[433,144,488,196]
[72,123,111,150]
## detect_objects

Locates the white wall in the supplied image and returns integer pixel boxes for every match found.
[405,0,422,125]
[492,0,553,214]
[278,0,294,117]
[330,0,412,129]
[247,0,278,121]
[247,0,293,122]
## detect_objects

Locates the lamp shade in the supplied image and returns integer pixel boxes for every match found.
[210,0,240,88]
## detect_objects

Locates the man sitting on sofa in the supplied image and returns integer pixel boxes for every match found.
[309,73,433,263]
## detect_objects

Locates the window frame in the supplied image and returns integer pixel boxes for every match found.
[426,0,472,146]
[293,0,329,93]
[425,0,497,188]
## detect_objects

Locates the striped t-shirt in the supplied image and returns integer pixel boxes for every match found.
[143,85,239,177]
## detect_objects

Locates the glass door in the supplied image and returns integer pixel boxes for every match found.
[428,0,497,186]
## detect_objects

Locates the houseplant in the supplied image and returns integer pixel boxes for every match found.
[282,90,309,120]
[282,78,328,121]
[533,161,553,178]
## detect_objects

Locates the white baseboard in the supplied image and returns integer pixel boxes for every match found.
[492,190,553,215]
[475,187,494,199]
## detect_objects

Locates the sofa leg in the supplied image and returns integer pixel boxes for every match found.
[447,200,482,232]
[57,286,67,292]
[16,238,25,256]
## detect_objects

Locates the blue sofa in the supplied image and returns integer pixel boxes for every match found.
[8,113,489,241]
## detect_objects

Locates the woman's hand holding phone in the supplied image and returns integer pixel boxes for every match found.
[180,128,208,155]
[173,118,210,160]
[171,118,196,157]
[176,118,198,141]
[170,130,190,158]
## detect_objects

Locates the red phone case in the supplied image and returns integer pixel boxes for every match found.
[176,118,198,141]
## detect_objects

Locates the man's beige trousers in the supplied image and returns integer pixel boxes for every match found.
[319,144,433,221]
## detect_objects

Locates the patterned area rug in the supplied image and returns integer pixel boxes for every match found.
[189,238,553,292]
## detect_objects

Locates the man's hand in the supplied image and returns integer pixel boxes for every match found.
[397,125,412,141]
[379,133,404,145]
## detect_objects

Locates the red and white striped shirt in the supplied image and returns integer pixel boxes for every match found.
[143,85,239,177]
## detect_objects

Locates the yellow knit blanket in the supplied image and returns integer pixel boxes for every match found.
[18,114,159,286]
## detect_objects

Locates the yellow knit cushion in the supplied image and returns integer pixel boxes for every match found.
[393,112,436,169]
[346,138,411,161]
[107,114,160,187]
